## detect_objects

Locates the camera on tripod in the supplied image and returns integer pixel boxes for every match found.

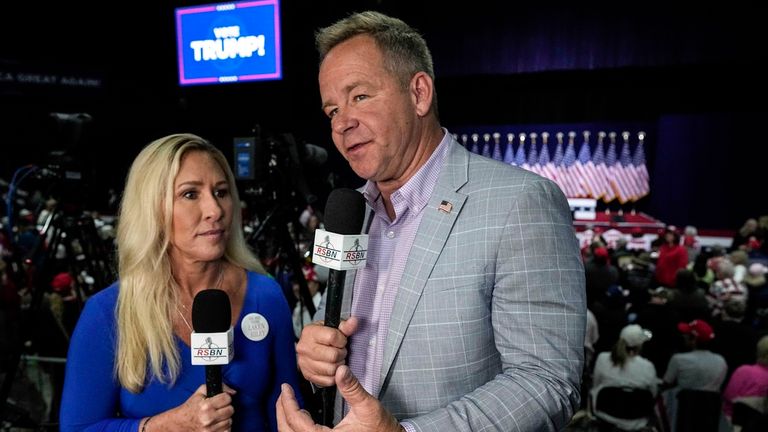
[233,127,331,321]
[35,150,83,183]
[234,126,328,215]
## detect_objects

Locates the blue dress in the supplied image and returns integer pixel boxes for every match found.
[60,271,303,431]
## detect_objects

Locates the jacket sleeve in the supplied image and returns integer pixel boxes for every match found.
[408,178,586,432]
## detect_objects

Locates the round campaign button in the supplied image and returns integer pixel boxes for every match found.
[241,313,269,341]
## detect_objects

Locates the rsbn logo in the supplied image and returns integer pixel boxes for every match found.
[193,337,226,362]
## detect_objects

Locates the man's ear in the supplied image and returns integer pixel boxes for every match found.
[410,72,434,117]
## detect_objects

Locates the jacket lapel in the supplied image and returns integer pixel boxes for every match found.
[379,139,469,392]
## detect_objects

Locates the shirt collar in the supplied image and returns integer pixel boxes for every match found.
[362,129,451,217]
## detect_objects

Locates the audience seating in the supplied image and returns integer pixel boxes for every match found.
[675,389,720,432]
[592,386,658,431]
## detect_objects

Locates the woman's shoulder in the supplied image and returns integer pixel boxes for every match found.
[244,271,283,299]
[74,282,120,331]
[634,355,657,369]
[245,270,279,285]
[84,282,120,309]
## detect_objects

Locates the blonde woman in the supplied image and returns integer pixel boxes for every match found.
[60,133,302,431]
[590,324,659,430]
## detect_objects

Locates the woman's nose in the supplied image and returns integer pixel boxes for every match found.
[203,194,224,220]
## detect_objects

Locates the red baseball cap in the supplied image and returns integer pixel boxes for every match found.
[677,319,715,343]
[51,272,73,293]
[593,247,609,259]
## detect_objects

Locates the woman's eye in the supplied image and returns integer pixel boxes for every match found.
[182,190,198,199]
[215,188,229,198]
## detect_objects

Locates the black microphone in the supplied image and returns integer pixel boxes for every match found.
[316,188,367,328]
[191,289,233,397]
[312,188,366,427]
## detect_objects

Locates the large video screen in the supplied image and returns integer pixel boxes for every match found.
[175,0,281,86]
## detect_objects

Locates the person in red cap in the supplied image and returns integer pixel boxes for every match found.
[51,272,75,297]
[593,246,609,261]
[584,246,619,308]
[49,271,79,334]
[661,319,727,429]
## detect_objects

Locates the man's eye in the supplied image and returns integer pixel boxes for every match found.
[353,94,367,102]
[327,108,338,119]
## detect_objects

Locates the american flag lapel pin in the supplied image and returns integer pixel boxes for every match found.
[438,200,453,213]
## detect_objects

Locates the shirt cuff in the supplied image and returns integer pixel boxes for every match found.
[401,421,416,432]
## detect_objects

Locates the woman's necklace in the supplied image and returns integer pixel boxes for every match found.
[176,262,225,333]
[177,306,194,333]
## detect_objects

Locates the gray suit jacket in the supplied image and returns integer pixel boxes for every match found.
[318,137,586,431]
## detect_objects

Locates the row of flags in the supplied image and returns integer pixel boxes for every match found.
[455,130,649,204]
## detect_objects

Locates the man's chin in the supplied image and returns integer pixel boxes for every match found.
[349,164,374,180]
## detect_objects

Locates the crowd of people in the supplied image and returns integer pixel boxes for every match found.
[578,217,768,431]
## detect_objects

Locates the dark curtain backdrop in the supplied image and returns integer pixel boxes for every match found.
[407,4,766,76]
[652,113,768,230]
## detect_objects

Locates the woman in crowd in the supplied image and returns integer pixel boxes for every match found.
[655,227,688,288]
[591,323,659,431]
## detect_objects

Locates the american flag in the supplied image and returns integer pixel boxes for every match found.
[538,141,557,182]
[618,141,641,200]
[633,140,650,197]
[575,142,603,199]
[524,141,539,175]
[459,129,650,204]
[562,140,584,197]
[438,200,453,213]
[491,133,503,161]
[481,134,492,158]
[592,140,615,202]
[605,140,629,203]
[514,139,527,167]
[503,134,516,164]
[469,134,479,154]
[555,143,578,198]
[552,139,568,194]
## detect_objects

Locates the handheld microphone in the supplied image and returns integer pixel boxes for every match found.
[312,188,366,426]
[191,289,234,397]
[313,188,367,328]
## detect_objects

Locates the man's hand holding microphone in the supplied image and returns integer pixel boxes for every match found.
[276,189,403,431]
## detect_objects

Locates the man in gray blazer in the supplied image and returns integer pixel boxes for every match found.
[277,11,586,432]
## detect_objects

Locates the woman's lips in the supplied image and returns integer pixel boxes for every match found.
[199,229,224,237]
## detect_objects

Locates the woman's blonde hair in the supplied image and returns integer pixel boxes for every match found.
[610,338,641,369]
[115,133,265,392]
